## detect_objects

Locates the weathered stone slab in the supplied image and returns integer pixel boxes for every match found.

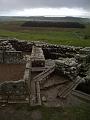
[31,46,45,67]
[35,81,41,105]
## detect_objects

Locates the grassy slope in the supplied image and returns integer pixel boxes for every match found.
[0,21,90,47]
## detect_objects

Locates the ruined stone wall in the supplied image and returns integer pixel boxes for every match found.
[0,39,24,64]
[9,39,33,52]
[0,62,31,103]
[5,51,23,64]
[55,58,81,81]
[0,51,3,63]
[0,51,23,64]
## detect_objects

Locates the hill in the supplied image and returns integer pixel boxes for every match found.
[0,16,90,23]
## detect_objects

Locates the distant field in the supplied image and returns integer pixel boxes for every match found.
[0,21,90,47]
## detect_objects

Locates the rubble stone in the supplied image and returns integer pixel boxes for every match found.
[55,58,81,80]
[0,40,24,63]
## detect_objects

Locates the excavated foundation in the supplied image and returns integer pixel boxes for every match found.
[0,39,90,106]
[0,64,26,82]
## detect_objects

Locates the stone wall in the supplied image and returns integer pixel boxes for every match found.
[5,51,23,64]
[0,51,3,63]
[0,61,31,103]
[31,45,45,67]
[55,58,81,81]
[9,39,33,52]
[0,51,23,64]
[0,80,28,102]
[0,80,26,95]
[0,39,24,64]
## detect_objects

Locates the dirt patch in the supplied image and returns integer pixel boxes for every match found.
[40,73,84,107]
[40,74,69,107]
[0,64,26,83]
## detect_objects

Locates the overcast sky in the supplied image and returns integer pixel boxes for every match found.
[0,0,90,17]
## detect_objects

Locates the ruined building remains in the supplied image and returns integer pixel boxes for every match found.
[0,38,90,106]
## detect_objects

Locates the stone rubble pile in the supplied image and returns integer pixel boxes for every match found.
[42,44,82,59]
[55,58,81,80]
[0,40,15,51]
[80,47,90,55]
[9,39,33,52]
[42,44,90,80]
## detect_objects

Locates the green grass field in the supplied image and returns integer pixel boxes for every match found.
[0,21,90,47]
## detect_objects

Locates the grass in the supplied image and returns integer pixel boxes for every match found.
[0,21,90,47]
[3,103,89,120]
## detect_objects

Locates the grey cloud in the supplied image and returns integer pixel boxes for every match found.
[0,0,90,11]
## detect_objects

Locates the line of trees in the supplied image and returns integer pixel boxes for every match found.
[22,21,85,28]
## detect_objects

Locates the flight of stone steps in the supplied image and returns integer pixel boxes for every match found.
[57,76,82,99]
[33,65,55,83]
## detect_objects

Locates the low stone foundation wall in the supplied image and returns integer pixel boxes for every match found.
[9,39,33,52]
[0,51,23,64]
[0,62,31,103]
[0,80,28,103]
[0,51,3,63]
